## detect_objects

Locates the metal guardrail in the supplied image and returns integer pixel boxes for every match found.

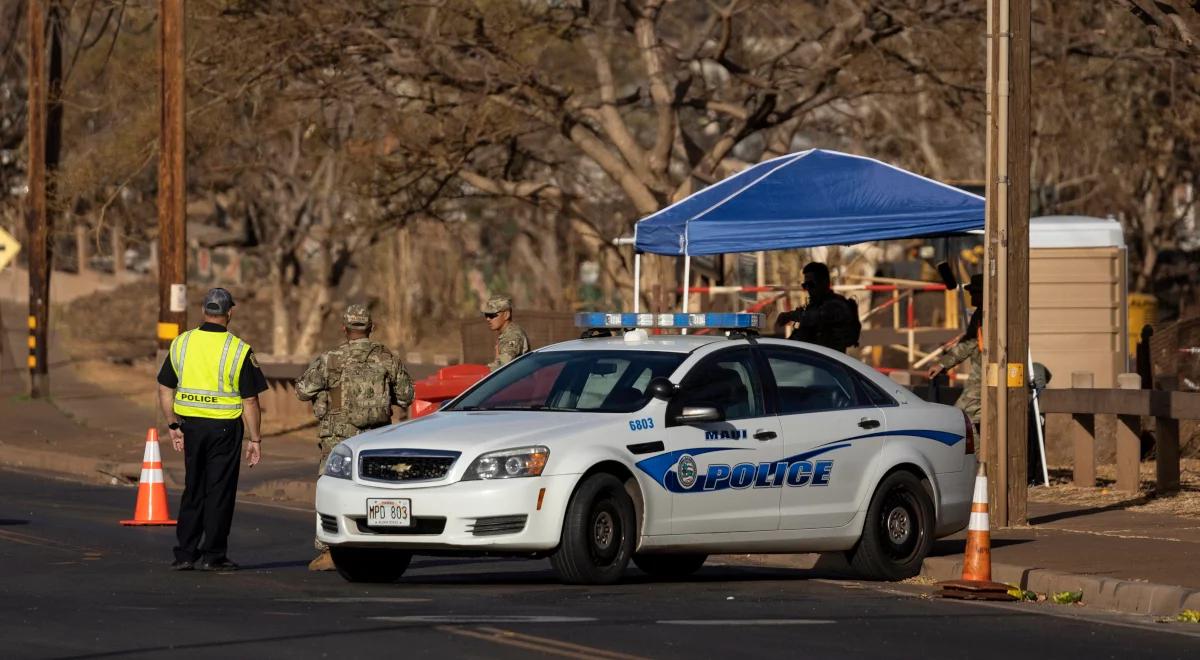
[1040,388,1200,494]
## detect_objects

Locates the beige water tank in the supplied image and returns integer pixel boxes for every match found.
[1029,215,1127,388]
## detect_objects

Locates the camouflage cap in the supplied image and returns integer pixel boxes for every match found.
[343,303,371,329]
[481,295,512,315]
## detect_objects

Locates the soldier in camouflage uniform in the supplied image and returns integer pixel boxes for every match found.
[482,295,530,370]
[928,274,983,426]
[295,304,414,570]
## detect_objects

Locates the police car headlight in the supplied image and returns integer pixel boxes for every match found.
[324,444,354,480]
[463,446,549,481]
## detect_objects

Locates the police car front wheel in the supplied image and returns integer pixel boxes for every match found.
[330,547,412,583]
[550,473,636,585]
[845,470,935,581]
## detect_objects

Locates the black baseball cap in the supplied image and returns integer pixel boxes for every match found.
[203,288,235,315]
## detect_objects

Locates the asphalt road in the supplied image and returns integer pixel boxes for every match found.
[2,470,1197,659]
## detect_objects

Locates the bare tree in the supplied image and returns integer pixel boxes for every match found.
[1115,1,1200,52]
[255,0,983,308]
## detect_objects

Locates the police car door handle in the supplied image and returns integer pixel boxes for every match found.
[858,418,881,430]
[753,430,777,441]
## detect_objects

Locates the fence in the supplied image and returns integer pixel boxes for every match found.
[682,279,963,369]
[1040,384,1200,494]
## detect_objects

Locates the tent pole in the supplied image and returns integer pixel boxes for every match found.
[681,255,691,335]
[633,252,642,314]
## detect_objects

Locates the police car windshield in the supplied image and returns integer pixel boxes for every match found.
[449,350,685,413]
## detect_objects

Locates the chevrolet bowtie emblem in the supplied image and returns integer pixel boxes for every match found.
[389,463,412,475]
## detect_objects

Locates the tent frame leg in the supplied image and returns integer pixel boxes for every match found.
[633,252,642,314]
[681,255,691,335]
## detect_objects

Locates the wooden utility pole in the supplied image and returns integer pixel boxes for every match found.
[157,0,187,349]
[26,0,63,399]
[981,0,1031,526]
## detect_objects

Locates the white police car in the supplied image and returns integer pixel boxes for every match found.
[316,313,976,585]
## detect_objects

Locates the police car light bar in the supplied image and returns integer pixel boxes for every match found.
[574,312,764,330]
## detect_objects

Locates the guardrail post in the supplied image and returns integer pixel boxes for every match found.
[1094,413,1118,487]
[1156,416,1181,495]
[1114,374,1142,493]
[1069,412,1096,488]
[1068,371,1096,488]
[1115,414,1140,493]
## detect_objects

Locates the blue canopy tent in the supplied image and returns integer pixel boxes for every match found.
[629,149,985,313]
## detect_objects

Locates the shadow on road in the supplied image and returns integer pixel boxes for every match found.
[929,537,1031,557]
[1027,499,1149,526]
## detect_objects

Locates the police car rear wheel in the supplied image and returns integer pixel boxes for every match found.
[329,547,412,583]
[632,553,708,578]
[846,471,934,581]
[550,473,635,585]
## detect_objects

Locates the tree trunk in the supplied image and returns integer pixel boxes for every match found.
[294,279,331,358]
[269,260,291,357]
[111,218,125,274]
[294,245,333,357]
[75,222,88,274]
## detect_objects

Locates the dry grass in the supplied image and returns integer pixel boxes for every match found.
[1029,459,1200,519]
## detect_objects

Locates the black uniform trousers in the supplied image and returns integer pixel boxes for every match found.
[174,416,243,563]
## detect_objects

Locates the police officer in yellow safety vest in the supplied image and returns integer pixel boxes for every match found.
[157,288,268,572]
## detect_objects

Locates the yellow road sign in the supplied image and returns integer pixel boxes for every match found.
[0,227,20,272]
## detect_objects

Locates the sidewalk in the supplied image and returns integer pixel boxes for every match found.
[725,499,1200,617]
[1,338,1197,617]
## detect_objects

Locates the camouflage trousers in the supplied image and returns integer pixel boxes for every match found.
[314,436,349,552]
[956,387,981,429]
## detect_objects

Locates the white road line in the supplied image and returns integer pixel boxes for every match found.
[237,498,313,513]
[279,597,431,604]
[657,619,836,626]
[372,615,596,624]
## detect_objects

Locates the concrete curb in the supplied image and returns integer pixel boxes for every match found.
[920,556,1200,617]
[0,440,131,487]
[246,478,315,504]
[2,441,206,492]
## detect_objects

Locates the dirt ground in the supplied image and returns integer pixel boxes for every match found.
[1030,458,1200,519]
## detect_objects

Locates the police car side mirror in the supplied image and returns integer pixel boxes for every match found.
[647,377,676,400]
[675,406,723,424]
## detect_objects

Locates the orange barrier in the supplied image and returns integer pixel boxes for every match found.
[962,464,993,581]
[120,429,177,526]
[409,364,490,418]
[937,463,1013,600]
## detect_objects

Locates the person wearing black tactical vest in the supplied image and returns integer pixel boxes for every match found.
[774,262,862,353]
[157,288,268,572]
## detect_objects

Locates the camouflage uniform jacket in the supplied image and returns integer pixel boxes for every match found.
[488,323,530,371]
[296,338,415,448]
[937,309,982,425]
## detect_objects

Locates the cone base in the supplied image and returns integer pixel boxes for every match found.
[936,579,1016,601]
[120,519,177,526]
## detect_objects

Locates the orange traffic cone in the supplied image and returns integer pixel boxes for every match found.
[120,428,177,526]
[937,463,1013,600]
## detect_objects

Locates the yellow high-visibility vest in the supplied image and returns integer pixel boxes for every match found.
[169,328,251,419]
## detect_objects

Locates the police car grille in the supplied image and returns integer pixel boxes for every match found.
[360,456,455,482]
[318,513,338,534]
[468,515,528,536]
[354,517,447,535]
